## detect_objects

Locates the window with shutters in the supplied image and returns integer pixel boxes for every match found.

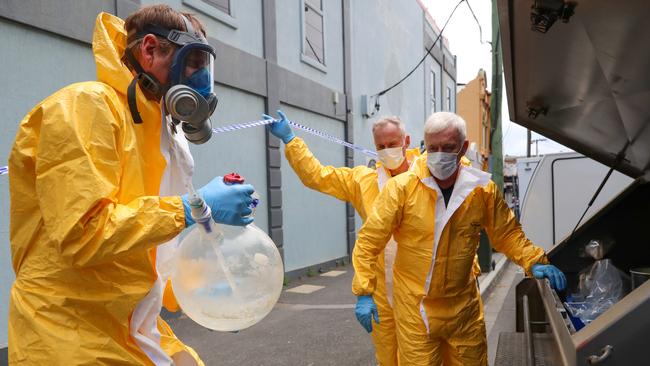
[301,0,326,71]
[202,0,230,15]
[183,0,237,29]
[430,70,437,113]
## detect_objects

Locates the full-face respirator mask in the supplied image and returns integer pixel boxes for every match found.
[123,15,217,144]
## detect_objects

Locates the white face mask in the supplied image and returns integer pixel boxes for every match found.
[377,146,405,170]
[427,150,460,180]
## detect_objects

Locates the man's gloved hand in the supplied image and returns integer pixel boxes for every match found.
[355,295,379,333]
[182,176,255,227]
[263,110,295,144]
[532,264,567,291]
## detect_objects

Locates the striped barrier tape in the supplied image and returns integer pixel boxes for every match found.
[213,118,377,158]
[0,118,378,175]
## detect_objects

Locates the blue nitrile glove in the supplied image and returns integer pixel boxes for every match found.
[532,264,567,291]
[355,295,380,333]
[182,176,255,227]
[263,110,295,144]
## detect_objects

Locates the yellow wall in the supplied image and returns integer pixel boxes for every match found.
[458,79,481,147]
[457,70,491,158]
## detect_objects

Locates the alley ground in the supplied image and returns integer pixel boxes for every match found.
[166,255,521,366]
[0,256,519,366]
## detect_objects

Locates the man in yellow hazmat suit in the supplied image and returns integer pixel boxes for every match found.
[8,5,255,365]
[352,112,566,365]
[265,111,417,365]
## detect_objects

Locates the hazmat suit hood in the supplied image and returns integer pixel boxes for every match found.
[93,12,163,130]
[94,12,132,94]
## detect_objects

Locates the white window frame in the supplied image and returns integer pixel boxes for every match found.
[446,86,452,111]
[300,0,327,73]
[430,69,437,114]
[183,0,238,29]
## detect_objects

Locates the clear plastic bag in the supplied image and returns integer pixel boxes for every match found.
[564,259,627,324]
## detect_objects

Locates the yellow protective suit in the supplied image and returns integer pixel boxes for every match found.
[459,157,484,281]
[352,154,547,366]
[285,137,420,366]
[8,13,203,365]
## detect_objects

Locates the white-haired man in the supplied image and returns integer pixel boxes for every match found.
[264,110,417,365]
[352,112,566,365]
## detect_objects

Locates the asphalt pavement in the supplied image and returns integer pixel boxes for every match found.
[165,263,376,366]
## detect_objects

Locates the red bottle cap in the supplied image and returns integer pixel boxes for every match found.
[223,173,245,184]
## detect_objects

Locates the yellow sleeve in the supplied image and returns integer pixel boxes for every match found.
[285,137,360,203]
[483,181,548,273]
[352,176,406,296]
[34,87,185,267]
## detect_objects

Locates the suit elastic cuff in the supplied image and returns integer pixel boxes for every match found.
[282,133,296,144]
[351,280,375,297]
[525,254,549,276]
[165,196,189,231]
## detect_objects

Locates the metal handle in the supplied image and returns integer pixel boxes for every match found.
[522,295,535,366]
[587,345,613,364]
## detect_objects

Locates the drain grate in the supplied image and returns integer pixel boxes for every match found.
[494,332,559,366]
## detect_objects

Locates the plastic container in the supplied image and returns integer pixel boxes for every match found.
[171,174,284,332]
[630,267,650,290]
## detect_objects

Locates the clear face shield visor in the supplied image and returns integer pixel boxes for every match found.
[170,44,215,99]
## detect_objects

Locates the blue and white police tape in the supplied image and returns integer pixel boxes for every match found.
[0,118,378,175]
[213,118,378,158]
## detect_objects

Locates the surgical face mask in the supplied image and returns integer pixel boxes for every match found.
[427,150,460,180]
[377,147,406,170]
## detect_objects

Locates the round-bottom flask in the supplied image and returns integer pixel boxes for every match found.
[171,174,284,331]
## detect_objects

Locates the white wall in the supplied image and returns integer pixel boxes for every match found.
[276,0,345,92]
[279,105,347,271]
[350,0,429,166]
[139,0,265,58]
[188,84,268,232]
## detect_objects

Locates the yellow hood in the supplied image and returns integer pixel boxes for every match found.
[91,12,164,155]
[93,12,133,95]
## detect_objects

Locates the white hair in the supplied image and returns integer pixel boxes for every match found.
[424,112,467,143]
[372,116,406,136]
